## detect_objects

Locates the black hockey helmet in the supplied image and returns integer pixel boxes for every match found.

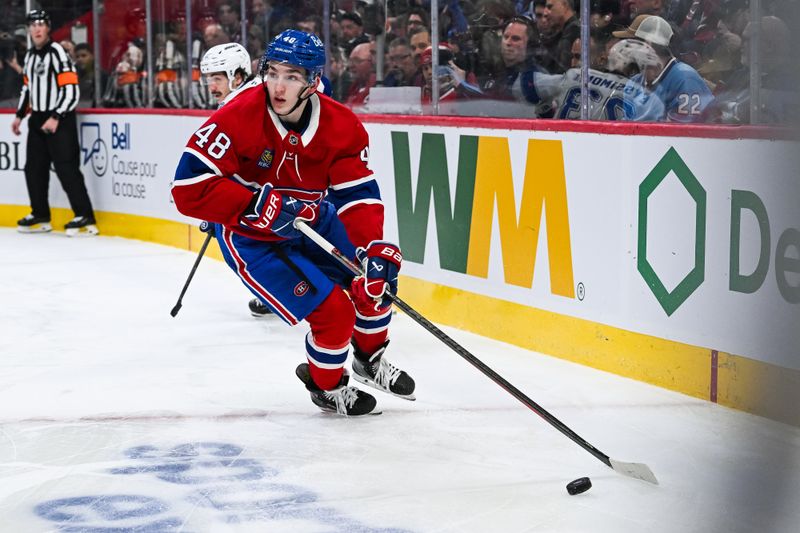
[26,9,51,26]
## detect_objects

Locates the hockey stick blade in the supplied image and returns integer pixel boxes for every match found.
[609,458,659,484]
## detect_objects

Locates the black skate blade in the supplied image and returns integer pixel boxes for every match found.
[351,373,416,401]
[317,407,383,417]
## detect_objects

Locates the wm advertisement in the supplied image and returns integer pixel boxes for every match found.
[366,124,800,372]
[1,112,798,376]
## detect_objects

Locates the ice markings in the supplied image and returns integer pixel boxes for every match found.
[34,495,183,532]
[34,441,412,532]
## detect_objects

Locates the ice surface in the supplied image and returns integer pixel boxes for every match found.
[0,229,798,532]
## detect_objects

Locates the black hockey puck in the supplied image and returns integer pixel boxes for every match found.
[566,477,592,495]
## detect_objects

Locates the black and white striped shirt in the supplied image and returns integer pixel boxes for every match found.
[15,40,80,118]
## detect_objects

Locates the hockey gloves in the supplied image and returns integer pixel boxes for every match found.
[351,241,402,310]
[240,184,319,239]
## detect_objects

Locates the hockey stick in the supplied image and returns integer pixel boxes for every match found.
[294,220,658,485]
[170,225,214,318]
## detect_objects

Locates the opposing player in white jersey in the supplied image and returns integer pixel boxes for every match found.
[513,38,659,120]
[202,42,332,109]
[201,42,258,107]
[199,42,272,317]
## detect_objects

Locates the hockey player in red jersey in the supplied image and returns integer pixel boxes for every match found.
[172,30,415,416]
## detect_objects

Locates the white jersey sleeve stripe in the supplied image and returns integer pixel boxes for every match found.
[336,198,383,216]
[171,172,217,187]
[183,147,223,176]
[329,175,376,191]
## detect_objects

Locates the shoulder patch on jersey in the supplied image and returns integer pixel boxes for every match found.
[257,148,274,169]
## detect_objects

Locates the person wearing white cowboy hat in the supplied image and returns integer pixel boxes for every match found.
[617,15,714,122]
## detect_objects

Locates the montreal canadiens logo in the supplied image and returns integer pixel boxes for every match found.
[294,281,309,296]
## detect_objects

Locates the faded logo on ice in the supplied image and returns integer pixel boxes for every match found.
[34,441,413,532]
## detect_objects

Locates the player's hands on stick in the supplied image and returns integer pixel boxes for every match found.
[351,241,402,310]
[240,184,319,239]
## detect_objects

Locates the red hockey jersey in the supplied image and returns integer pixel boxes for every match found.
[172,87,383,248]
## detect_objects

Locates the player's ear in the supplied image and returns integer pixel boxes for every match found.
[308,75,321,95]
[301,76,319,99]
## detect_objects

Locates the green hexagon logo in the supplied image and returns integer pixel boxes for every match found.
[638,147,707,316]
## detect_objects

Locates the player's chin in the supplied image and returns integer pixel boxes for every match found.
[273,98,290,112]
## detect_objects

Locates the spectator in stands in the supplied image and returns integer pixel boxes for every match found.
[420,44,481,103]
[479,16,541,100]
[627,0,685,53]
[440,0,472,41]
[174,11,213,109]
[706,16,799,124]
[250,0,275,41]
[105,9,147,107]
[590,0,621,34]
[402,8,430,38]
[617,16,713,122]
[341,11,370,55]
[329,10,344,46]
[533,0,549,34]
[384,37,420,87]
[629,0,663,19]
[217,1,242,44]
[248,24,266,60]
[60,39,76,61]
[696,31,740,92]
[345,41,376,106]
[541,0,580,73]
[297,14,324,36]
[0,31,23,106]
[204,23,231,49]
[408,26,432,65]
[570,31,610,70]
[154,15,196,109]
[327,44,350,102]
[74,43,101,107]
[472,0,518,78]
[527,1,552,71]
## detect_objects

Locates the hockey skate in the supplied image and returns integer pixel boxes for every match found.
[17,214,52,233]
[295,363,380,416]
[248,297,273,318]
[351,340,416,401]
[64,216,99,237]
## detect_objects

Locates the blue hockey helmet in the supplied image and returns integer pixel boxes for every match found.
[260,29,325,85]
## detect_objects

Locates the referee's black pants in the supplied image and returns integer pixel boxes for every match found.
[25,111,95,221]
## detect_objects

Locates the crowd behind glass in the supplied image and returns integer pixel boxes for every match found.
[1,0,797,125]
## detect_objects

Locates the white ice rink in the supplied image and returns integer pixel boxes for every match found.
[1,228,798,532]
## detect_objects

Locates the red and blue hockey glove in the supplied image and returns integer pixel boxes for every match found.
[240,184,318,239]
[351,241,402,310]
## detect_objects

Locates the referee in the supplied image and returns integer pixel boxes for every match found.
[11,10,98,236]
